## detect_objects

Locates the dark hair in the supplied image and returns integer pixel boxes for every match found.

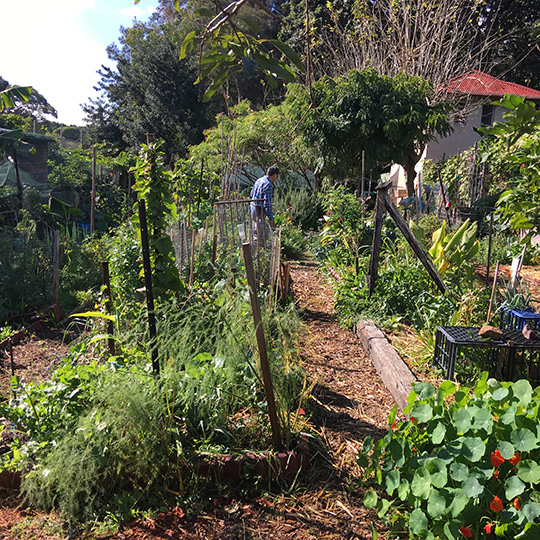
[267,165,279,177]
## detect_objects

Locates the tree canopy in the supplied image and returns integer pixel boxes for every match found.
[83,16,211,160]
[287,69,452,195]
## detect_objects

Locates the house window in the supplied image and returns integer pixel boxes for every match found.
[481,104,494,126]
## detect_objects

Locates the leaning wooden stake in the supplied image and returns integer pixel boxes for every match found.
[367,181,447,295]
[486,261,500,324]
[242,242,282,451]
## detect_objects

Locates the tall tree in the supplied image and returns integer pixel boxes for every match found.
[287,69,452,196]
[83,16,211,160]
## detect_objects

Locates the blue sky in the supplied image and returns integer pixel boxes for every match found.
[2,0,156,125]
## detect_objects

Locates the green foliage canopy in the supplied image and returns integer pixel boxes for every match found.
[287,69,452,194]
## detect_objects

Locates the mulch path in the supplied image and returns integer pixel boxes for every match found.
[0,259,395,539]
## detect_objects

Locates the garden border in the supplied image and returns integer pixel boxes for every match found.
[356,320,417,412]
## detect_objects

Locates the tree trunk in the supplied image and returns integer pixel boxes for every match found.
[404,162,417,198]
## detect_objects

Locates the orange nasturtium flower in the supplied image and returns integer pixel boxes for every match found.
[491,450,505,467]
[459,526,473,538]
[490,496,504,513]
[514,498,521,510]
[492,469,500,479]
[484,523,493,534]
[509,453,522,467]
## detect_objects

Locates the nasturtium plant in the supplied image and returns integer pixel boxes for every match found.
[359,374,540,539]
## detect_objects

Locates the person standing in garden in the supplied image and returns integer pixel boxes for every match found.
[250,165,279,249]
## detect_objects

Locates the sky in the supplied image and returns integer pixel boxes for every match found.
[1,0,157,126]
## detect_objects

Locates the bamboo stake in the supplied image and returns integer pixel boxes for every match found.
[242,242,282,451]
[189,229,196,288]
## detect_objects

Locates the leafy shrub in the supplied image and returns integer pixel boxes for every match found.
[274,187,323,231]
[280,225,309,260]
[360,376,540,539]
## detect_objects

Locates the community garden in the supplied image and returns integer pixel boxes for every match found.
[2,74,540,540]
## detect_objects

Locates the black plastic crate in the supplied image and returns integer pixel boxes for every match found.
[433,326,540,383]
[434,326,507,382]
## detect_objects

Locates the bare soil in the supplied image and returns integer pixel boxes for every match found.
[0,260,396,539]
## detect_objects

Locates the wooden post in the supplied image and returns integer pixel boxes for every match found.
[437,170,451,226]
[367,184,386,295]
[367,180,447,296]
[102,261,116,355]
[242,242,282,451]
[52,230,60,305]
[138,198,159,375]
[189,229,196,288]
[91,147,97,235]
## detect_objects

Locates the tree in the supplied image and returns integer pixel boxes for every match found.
[188,99,319,188]
[83,16,211,161]
[287,69,452,196]
[280,0,497,107]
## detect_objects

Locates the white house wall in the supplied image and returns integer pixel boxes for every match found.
[425,105,505,161]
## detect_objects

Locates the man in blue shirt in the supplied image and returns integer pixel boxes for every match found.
[250,165,279,249]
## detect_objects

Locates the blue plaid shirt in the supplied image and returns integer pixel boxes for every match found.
[250,175,274,221]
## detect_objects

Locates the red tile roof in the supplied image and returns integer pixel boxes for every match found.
[446,69,540,100]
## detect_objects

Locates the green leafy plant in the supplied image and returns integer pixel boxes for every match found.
[428,218,480,290]
[132,140,184,298]
[360,376,540,539]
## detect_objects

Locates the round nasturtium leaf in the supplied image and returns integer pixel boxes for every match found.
[511,428,538,452]
[385,469,400,495]
[449,462,469,482]
[414,381,436,400]
[430,421,446,445]
[522,502,540,523]
[427,491,447,518]
[411,468,432,499]
[364,489,377,509]
[409,508,429,535]
[410,402,433,423]
[398,479,410,501]
[439,380,457,397]
[471,407,493,433]
[501,403,517,425]
[461,437,486,462]
[498,441,516,460]
[517,460,540,484]
[505,475,526,500]
[492,386,510,401]
[427,458,448,488]
[462,475,484,498]
[453,409,472,434]
[512,379,533,407]
[446,489,469,519]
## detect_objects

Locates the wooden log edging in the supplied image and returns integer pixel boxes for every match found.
[356,320,417,412]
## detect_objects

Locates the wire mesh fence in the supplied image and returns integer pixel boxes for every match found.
[169,199,281,292]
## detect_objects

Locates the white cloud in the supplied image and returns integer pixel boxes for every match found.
[120,5,156,18]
